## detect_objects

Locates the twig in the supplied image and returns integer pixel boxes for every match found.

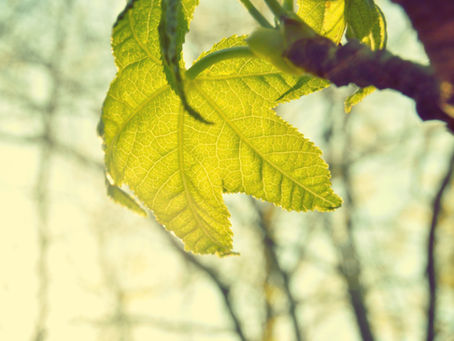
[286,36,454,131]
[337,117,375,341]
[0,132,43,144]
[33,133,51,341]
[31,1,74,340]
[152,218,248,341]
[321,104,376,341]
[252,201,305,341]
[391,0,454,90]
[77,315,232,334]
[426,147,454,341]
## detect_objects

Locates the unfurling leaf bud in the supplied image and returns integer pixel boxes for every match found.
[246,27,302,75]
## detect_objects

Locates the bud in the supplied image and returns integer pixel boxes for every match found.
[246,27,302,75]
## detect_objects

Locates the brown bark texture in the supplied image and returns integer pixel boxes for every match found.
[284,1,454,132]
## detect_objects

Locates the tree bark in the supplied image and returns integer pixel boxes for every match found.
[283,2,454,132]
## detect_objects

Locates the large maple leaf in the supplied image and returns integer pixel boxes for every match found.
[99,0,341,255]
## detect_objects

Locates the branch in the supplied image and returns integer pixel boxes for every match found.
[321,104,376,341]
[78,315,232,335]
[285,37,454,132]
[153,219,248,341]
[337,119,376,341]
[28,2,74,338]
[426,147,454,341]
[0,131,42,144]
[252,201,305,341]
[391,0,454,88]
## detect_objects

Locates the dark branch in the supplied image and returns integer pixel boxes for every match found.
[426,147,454,341]
[285,37,454,132]
[336,138,376,341]
[391,0,454,88]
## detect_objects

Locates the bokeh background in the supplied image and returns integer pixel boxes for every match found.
[1,0,453,340]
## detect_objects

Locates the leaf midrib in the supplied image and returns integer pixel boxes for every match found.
[193,83,337,208]
[110,80,336,208]
[177,103,228,250]
[194,70,284,81]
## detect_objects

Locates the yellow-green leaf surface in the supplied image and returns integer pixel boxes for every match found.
[297,0,346,44]
[107,182,147,217]
[344,0,387,112]
[346,0,386,50]
[344,85,375,113]
[101,0,341,255]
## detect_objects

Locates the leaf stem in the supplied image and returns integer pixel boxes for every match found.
[238,0,273,28]
[186,46,254,79]
[426,147,454,341]
[263,0,286,17]
[283,0,294,11]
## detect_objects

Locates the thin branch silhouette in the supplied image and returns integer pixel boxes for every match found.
[426,146,454,341]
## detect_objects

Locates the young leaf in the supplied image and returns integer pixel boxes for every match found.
[100,0,341,255]
[344,85,375,113]
[159,0,210,123]
[344,0,387,111]
[346,0,387,50]
[106,181,147,217]
[297,0,346,44]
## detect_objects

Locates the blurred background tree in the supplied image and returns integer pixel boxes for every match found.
[0,0,453,340]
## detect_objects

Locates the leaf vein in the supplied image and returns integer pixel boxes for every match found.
[195,85,338,207]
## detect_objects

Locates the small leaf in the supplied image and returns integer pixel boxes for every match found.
[159,0,209,123]
[297,0,346,44]
[276,75,327,101]
[101,0,341,255]
[346,0,387,50]
[107,181,147,216]
[344,85,375,113]
[344,0,387,109]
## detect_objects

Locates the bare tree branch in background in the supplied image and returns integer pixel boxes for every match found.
[14,1,76,340]
[320,95,376,341]
[0,16,78,337]
[251,201,306,341]
[426,146,454,341]
[79,315,232,335]
[33,134,51,341]
[93,223,134,341]
[261,240,275,341]
[152,218,248,341]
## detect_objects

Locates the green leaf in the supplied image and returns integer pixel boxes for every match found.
[106,181,147,217]
[346,0,387,50]
[297,0,346,44]
[344,85,375,113]
[344,0,387,110]
[159,0,209,123]
[101,0,341,255]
